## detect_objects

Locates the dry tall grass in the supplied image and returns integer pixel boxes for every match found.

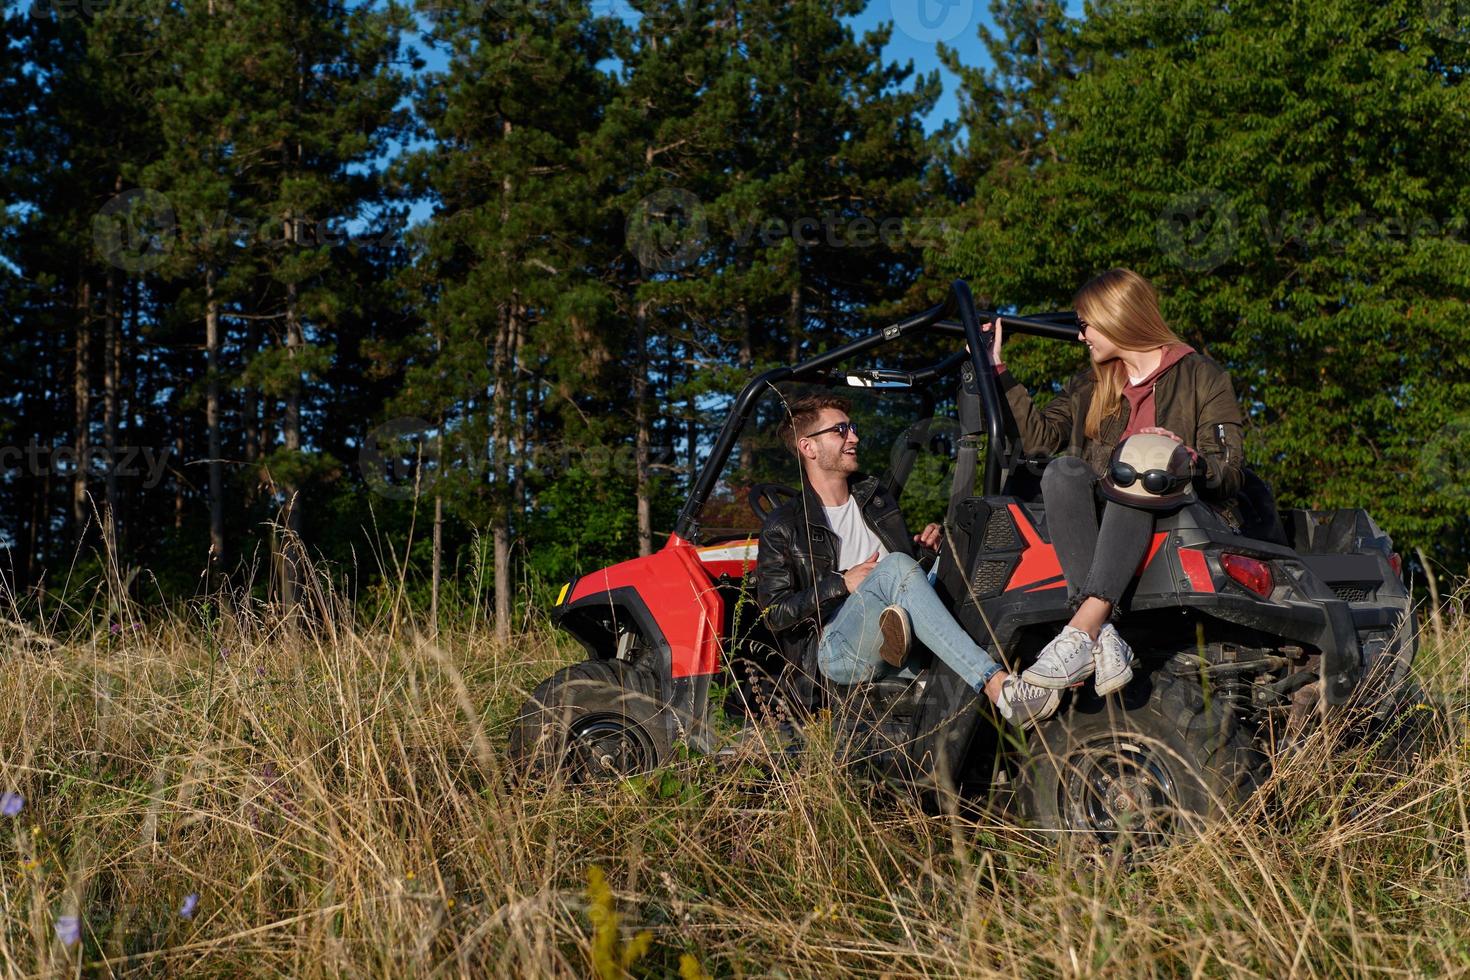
[0,582,1466,978]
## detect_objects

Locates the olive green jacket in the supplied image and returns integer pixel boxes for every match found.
[998,352,1246,501]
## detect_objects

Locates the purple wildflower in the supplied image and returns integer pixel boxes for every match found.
[54,915,80,947]
[109,622,121,635]
[0,793,23,817]
[179,894,198,919]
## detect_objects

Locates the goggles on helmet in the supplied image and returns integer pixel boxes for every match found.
[1108,461,1190,496]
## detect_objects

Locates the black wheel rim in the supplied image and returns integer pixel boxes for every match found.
[1056,733,1179,846]
[561,713,659,784]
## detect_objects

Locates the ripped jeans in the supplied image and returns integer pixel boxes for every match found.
[1040,456,1155,612]
[816,552,1003,694]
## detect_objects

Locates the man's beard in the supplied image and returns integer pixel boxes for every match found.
[817,444,858,474]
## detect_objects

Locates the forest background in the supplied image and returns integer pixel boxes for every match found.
[4,0,1470,632]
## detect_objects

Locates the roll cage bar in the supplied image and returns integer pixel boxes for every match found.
[673,280,1082,542]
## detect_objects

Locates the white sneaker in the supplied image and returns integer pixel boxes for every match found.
[995,676,1061,730]
[1022,625,1096,689]
[1093,623,1135,696]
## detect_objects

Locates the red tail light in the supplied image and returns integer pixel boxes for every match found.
[1221,553,1273,597]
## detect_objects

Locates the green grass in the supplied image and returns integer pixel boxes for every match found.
[0,589,1466,977]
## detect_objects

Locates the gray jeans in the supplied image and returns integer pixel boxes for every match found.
[1041,456,1154,611]
[816,552,1003,693]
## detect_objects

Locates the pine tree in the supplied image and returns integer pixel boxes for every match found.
[405,0,619,640]
[143,0,410,600]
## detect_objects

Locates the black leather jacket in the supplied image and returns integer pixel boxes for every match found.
[754,473,924,670]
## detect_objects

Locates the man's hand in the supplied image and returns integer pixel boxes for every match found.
[914,523,942,551]
[842,550,880,593]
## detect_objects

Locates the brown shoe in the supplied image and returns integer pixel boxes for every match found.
[878,605,911,667]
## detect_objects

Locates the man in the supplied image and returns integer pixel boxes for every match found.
[754,393,1060,729]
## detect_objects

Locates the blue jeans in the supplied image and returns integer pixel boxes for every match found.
[816,552,1003,693]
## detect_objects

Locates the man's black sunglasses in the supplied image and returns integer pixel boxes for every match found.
[1110,461,1187,495]
[804,421,858,439]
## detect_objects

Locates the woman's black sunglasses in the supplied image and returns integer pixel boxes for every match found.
[805,421,858,439]
[1110,461,1187,495]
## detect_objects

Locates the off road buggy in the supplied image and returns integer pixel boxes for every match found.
[509,281,1419,843]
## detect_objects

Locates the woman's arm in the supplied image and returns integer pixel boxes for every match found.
[1000,369,1083,457]
[1192,368,1246,501]
[981,318,1082,456]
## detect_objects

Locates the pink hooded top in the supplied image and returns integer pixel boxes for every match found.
[1120,344,1195,439]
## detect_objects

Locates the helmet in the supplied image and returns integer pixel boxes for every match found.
[1100,433,1197,510]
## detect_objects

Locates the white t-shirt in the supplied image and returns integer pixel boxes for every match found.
[823,496,888,572]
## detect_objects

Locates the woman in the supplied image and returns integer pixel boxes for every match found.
[981,268,1245,696]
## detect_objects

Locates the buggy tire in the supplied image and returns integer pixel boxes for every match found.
[508,660,674,784]
[1017,670,1267,846]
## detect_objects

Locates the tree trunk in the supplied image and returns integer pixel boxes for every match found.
[685,338,698,491]
[737,301,755,477]
[281,272,304,612]
[205,268,224,575]
[491,299,516,645]
[492,119,515,644]
[174,433,185,530]
[103,266,120,547]
[72,278,91,545]
[635,299,653,556]
[431,490,443,639]
[788,280,802,364]
[244,318,259,476]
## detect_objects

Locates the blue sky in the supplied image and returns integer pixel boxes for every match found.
[851,0,993,133]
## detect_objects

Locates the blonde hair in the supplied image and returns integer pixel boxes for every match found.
[1074,268,1184,441]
